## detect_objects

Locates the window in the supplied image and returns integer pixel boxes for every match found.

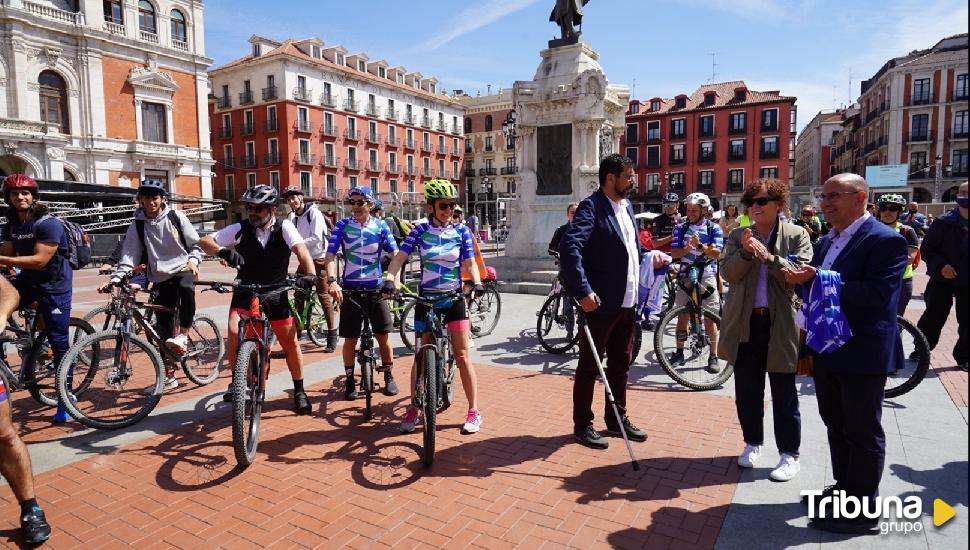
[324,143,335,165]
[699,115,714,137]
[703,93,716,106]
[484,136,493,151]
[170,9,187,43]
[953,149,968,175]
[438,135,445,150]
[675,97,686,109]
[247,173,257,188]
[729,139,746,160]
[759,167,779,179]
[407,180,415,193]
[267,105,277,129]
[646,173,659,193]
[485,115,493,132]
[141,102,167,142]
[913,78,930,103]
[910,151,928,177]
[453,160,459,178]
[424,132,432,148]
[761,136,778,158]
[669,172,685,189]
[347,146,357,164]
[464,118,472,133]
[671,119,685,139]
[698,171,714,188]
[625,123,638,143]
[647,121,660,142]
[730,112,746,133]
[38,71,69,133]
[438,159,445,176]
[137,0,156,33]
[358,60,366,71]
[390,179,398,193]
[371,178,379,193]
[104,0,123,24]
[699,142,714,162]
[223,144,232,167]
[225,175,234,200]
[326,174,337,198]
[464,138,472,153]
[911,114,929,139]
[349,176,358,188]
[954,111,968,136]
[625,147,637,166]
[957,74,969,100]
[270,171,280,189]
[324,112,333,134]
[379,67,386,79]
[761,109,778,131]
[650,100,661,111]
[298,139,310,162]
[646,146,660,167]
[728,169,744,189]
[335,53,344,66]
[670,143,685,163]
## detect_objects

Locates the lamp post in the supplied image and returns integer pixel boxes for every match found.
[934,154,943,202]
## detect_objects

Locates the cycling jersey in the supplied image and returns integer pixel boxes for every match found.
[326,216,398,289]
[399,222,475,292]
[650,213,680,252]
[211,218,304,284]
[671,220,724,277]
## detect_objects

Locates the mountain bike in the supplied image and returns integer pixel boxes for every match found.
[885,315,930,398]
[653,256,730,390]
[343,289,386,420]
[56,272,225,430]
[399,278,501,351]
[194,277,296,466]
[288,286,329,347]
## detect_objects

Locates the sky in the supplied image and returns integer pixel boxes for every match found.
[203,0,969,134]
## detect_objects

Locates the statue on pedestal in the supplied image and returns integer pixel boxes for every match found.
[549,0,590,46]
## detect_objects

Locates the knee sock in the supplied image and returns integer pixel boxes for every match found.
[20,498,39,515]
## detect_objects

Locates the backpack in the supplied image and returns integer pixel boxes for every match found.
[29,214,92,270]
[388,214,414,243]
[135,209,189,265]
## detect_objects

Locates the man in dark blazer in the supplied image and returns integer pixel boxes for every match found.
[784,173,908,535]
[560,154,647,449]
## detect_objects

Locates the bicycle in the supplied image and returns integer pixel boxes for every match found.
[400,278,502,351]
[56,272,225,430]
[653,256,730,390]
[885,315,930,398]
[288,285,329,347]
[343,289,387,420]
[408,290,463,467]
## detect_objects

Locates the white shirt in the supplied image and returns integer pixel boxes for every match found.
[608,197,640,308]
[288,204,328,259]
[212,219,305,250]
[821,212,870,269]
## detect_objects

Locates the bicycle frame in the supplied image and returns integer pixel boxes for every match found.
[236,294,272,392]
[412,292,460,411]
[106,283,195,368]
[287,287,321,330]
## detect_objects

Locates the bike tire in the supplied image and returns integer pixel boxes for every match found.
[470,286,501,337]
[25,318,97,407]
[536,293,579,354]
[55,330,164,430]
[232,340,262,467]
[631,327,643,366]
[82,305,116,332]
[305,297,329,348]
[653,305,732,390]
[399,300,417,352]
[885,316,931,399]
[361,354,374,421]
[421,347,438,467]
[181,314,224,386]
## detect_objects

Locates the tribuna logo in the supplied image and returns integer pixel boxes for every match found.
[802,490,925,534]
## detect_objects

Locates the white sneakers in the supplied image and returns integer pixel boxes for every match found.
[737,444,763,468]
[165,334,189,355]
[769,453,800,482]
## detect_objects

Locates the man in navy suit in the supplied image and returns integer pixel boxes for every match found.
[560,154,647,449]
[784,173,908,535]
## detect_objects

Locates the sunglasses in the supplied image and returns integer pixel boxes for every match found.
[818,191,858,201]
[346,199,367,207]
[244,204,269,212]
[801,211,814,216]
[879,204,902,212]
[744,196,774,207]
[436,202,458,211]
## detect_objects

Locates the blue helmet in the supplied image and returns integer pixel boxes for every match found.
[348,186,374,202]
[138,179,167,196]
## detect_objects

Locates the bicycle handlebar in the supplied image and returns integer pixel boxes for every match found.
[194,276,297,297]
[411,289,464,307]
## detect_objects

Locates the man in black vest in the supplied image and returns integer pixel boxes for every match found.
[198,185,317,414]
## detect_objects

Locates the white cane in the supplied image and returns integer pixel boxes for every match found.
[575,300,641,471]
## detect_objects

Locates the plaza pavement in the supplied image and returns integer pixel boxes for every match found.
[0,263,965,549]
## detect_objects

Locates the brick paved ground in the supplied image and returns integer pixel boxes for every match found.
[909,272,967,410]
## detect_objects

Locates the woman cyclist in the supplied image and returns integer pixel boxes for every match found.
[384,180,485,434]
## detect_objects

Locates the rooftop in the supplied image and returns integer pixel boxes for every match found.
[629,80,795,116]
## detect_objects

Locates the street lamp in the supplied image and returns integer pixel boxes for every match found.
[483,177,493,226]
[934,154,942,202]
[502,109,517,149]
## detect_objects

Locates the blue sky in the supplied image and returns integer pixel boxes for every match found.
[204,0,968,133]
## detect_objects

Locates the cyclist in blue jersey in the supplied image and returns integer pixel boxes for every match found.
[323,187,400,400]
[384,179,485,434]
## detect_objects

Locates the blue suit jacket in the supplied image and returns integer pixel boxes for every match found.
[809,216,908,375]
[559,189,644,314]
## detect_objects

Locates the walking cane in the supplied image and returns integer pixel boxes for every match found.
[575,299,641,471]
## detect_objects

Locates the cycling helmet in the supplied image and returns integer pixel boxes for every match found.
[662,192,680,204]
[347,186,374,202]
[877,193,906,207]
[423,179,458,201]
[684,192,712,209]
[370,199,384,212]
[453,205,463,214]
[240,184,279,206]
[281,186,304,198]
[137,179,167,196]
[3,174,39,199]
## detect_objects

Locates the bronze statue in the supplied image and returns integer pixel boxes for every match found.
[550,0,590,41]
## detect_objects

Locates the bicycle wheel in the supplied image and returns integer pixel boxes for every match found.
[232,340,263,466]
[420,347,438,467]
[25,318,97,407]
[885,316,930,399]
[653,305,732,390]
[536,293,579,354]
[82,305,116,332]
[399,300,418,352]
[631,327,643,366]
[55,330,164,430]
[469,286,501,337]
[360,353,374,420]
[181,314,224,386]
[305,297,329,348]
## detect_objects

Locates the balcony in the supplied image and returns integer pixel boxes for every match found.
[422,142,433,152]
[386,163,400,174]
[953,129,969,139]
[908,130,932,142]
[728,149,746,161]
[760,149,779,160]
[500,166,517,175]
[645,159,661,168]
[909,166,929,180]
[293,87,313,102]
[238,90,254,105]
[436,121,448,132]
[263,119,278,133]
[484,143,494,152]
[479,168,497,176]
[422,167,433,177]
[293,153,315,166]
[344,128,359,140]
[172,40,189,52]
[435,145,447,155]
[761,122,778,132]
[322,125,338,138]
[670,132,687,141]
[698,129,714,138]
[343,99,360,112]
[405,166,417,176]
[261,86,278,101]
[728,126,746,135]
[221,157,235,170]
[698,151,716,164]
[727,181,744,193]
[320,93,337,107]
[450,123,461,135]
[386,108,398,121]
[452,146,461,156]
[263,152,280,166]
[217,126,232,139]
[139,30,158,44]
[367,132,380,144]
[404,138,416,149]
[625,135,639,145]
[647,135,662,144]
[464,168,476,177]
[22,1,83,24]
[385,135,399,146]
[322,156,340,168]
[955,89,969,101]
[404,113,416,125]
[366,161,382,172]
[103,20,126,35]
[909,95,931,106]
[345,159,361,170]
[239,155,257,169]
[951,168,969,178]
[464,145,473,154]
[215,96,231,109]
[669,157,686,166]
[420,117,432,128]
[365,104,381,118]
[239,122,255,136]
[294,120,313,133]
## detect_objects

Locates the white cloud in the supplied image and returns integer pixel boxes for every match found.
[662,0,813,20]
[410,0,542,52]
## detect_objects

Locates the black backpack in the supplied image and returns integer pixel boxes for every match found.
[135,209,189,265]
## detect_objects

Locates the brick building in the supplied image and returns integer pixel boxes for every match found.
[207,35,464,213]
[793,109,847,203]
[0,0,213,196]
[622,81,796,211]
[455,89,516,229]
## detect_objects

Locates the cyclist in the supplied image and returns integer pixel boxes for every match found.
[546,203,578,336]
[197,185,317,415]
[0,275,52,545]
[0,174,74,423]
[282,186,338,353]
[876,193,920,315]
[384,179,485,435]
[668,192,724,373]
[650,193,682,253]
[323,187,400,400]
[100,179,204,391]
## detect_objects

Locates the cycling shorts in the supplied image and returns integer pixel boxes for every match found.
[673,273,721,309]
[229,289,293,327]
[414,294,469,334]
[339,289,393,338]
[0,375,7,403]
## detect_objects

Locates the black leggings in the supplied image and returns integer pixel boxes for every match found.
[153,271,196,340]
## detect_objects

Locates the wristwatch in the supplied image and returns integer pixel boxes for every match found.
[326,276,338,284]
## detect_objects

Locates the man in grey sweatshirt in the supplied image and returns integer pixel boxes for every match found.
[101,179,204,390]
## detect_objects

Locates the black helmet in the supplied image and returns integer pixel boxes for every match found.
[281,185,303,198]
[663,192,680,204]
[240,184,279,206]
[138,179,167,196]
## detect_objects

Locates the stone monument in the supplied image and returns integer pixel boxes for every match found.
[505,3,630,259]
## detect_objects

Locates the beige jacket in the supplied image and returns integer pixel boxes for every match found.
[716,222,813,373]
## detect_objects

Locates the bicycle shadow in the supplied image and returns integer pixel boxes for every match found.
[0,527,36,550]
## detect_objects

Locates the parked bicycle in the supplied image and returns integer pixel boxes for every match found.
[288,285,329,347]
[343,289,387,420]
[885,316,930,398]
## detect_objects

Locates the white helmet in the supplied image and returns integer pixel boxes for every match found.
[684,192,711,209]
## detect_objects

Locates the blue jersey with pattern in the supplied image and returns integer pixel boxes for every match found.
[399,222,474,292]
[671,220,724,276]
[326,217,398,288]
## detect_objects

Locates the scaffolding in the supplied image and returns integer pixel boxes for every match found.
[0,196,228,231]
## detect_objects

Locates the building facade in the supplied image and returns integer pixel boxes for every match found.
[455,89,516,229]
[851,33,968,203]
[622,81,796,211]
[207,35,464,211]
[0,0,213,196]
[793,109,846,194]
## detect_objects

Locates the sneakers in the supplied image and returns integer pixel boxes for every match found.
[294,391,311,415]
[668,349,685,366]
[574,425,609,450]
[165,334,189,355]
[20,507,51,545]
[344,375,358,400]
[706,355,721,374]
[461,409,483,434]
[143,376,179,395]
[400,406,420,434]
[383,370,399,396]
[737,443,763,468]
[324,330,339,353]
[604,417,647,442]
[769,453,800,481]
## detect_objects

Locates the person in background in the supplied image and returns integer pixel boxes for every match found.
[650,194,681,253]
[876,193,920,316]
[866,203,878,217]
[719,204,741,235]
[900,201,929,236]
[548,203,579,256]
[794,205,823,244]
[738,204,752,228]
[916,181,968,372]
[637,218,654,251]
[466,210,480,237]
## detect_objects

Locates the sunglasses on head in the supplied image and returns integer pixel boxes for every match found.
[745,196,774,207]
[436,202,458,211]
[346,199,367,207]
